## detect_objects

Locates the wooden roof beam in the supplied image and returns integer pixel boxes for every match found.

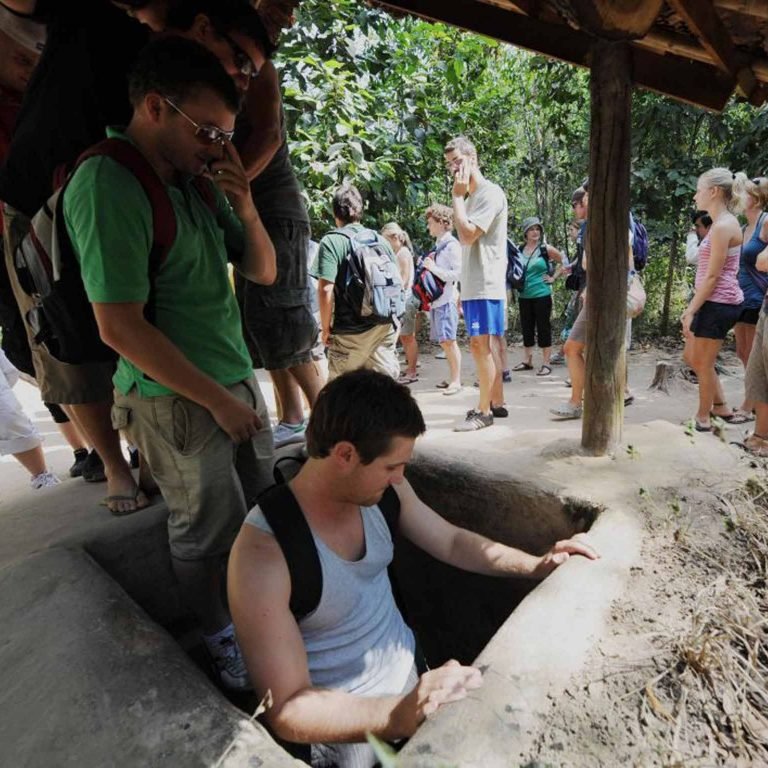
[666,0,759,100]
[569,0,664,38]
[371,0,736,110]
[713,0,768,20]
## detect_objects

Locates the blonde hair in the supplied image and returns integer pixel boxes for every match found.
[733,174,768,212]
[699,167,748,211]
[380,222,413,253]
[444,136,478,162]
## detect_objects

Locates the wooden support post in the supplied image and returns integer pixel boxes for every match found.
[581,40,632,456]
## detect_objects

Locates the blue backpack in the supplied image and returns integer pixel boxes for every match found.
[630,212,649,271]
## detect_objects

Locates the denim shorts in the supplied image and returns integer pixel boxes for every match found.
[430,302,458,343]
[462,299,506,337]
[691,300,742,340]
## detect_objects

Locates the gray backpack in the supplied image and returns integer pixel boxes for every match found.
[336,227,406,326]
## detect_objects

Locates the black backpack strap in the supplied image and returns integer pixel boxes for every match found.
[258,484,322,622]
[378,485,401,539]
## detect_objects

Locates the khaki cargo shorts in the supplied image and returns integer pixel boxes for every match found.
[2,204,114,404]
[327,325,399,381]
[745,310,768,406]
[112,377,274,560]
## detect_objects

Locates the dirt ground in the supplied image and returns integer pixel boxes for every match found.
[524,470,768,767]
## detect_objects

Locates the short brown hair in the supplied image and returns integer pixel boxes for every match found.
[444,136,477,162]
[425,203,453,228]
[332,184,363,223]
[571,187,587,206]
[306,370,426,464]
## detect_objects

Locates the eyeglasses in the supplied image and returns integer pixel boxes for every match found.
[223,33,259,80]
[163,97,235,145]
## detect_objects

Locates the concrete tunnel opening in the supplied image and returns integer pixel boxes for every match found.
[80,450,602,762]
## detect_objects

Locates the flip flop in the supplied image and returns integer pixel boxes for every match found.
[435,380,450,389]
[710,410,751,424]
[732,437,768,457]
[397,374,418,385]
[624,394,635,406]
[512,362,534,371]
[536,365,552,377]
[694,420,711,433]
[100,487,149,517]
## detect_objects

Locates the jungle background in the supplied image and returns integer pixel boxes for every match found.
[276,0,768,340]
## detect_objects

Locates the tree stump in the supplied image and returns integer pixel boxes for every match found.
[648,360,683,394]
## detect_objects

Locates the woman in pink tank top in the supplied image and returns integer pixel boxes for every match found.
[682,168,745,432]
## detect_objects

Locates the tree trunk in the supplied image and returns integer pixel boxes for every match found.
[581,40,632,456]
[660,217,680,336]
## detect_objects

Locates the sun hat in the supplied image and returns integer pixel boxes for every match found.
[522,216,543,236]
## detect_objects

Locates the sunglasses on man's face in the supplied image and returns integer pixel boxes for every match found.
[163,97,235,145]
[223,33,259,80]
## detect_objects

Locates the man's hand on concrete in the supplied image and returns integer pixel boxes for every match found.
[210,141,259,222]
[390,660,482,738]
[533,534,600,578]
[209,392,263,443]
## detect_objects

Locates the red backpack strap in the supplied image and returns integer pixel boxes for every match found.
[74,138,176,323]
[190,176,219,217]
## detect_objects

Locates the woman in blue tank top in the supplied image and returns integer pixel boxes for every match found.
[734,176,768,417]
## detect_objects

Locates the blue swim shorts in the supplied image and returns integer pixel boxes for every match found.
[462,299,506,337]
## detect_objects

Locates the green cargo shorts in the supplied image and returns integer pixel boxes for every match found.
[112,377,274,561]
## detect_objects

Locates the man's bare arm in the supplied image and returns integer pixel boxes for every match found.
[317,278,334,346]
[236,210,277,285]
[1,1,37,14]
[452,195,484,246]
[238,62,283,182]
[93,303,263,442]
[229,526,481,744]
[395,479,599,579]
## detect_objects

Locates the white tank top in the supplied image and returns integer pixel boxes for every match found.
[245,502,416,696]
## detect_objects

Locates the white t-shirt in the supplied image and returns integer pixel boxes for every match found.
[461,180,508,301]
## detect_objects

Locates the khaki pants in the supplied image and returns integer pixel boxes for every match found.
[327,325,399,381]
[112,378,274,560]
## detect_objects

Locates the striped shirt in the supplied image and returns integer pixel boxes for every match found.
[695,235,743,305]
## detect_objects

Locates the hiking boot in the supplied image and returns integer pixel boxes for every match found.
[550,351,565,365]
[69,448,89,478]
[81,450,106,483]
[454,409,494,432]
[273,420,307,449]
[207,634,252,691]
[30,471,61,489]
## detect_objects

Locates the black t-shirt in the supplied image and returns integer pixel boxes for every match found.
[0,0,147,216]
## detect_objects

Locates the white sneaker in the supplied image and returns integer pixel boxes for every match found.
[207,634,252,691]
[435,350,446,360]
[30,471,61,489]
[273,420,307,449]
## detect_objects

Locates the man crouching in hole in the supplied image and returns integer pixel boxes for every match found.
[228,369,599,767]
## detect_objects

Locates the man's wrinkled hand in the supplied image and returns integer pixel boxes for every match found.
[210,393,263,443]
[391,660,482,739]
[533,533,600,578]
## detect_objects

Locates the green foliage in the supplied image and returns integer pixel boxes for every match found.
[276,0,761,336]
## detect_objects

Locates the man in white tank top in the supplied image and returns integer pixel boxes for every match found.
[229,370,600,766]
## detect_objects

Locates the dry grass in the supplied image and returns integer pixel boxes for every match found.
[640,479,768,766]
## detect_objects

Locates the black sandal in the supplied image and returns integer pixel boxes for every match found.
[512,362,533,371]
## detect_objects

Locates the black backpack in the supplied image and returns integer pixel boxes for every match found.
[565,222,587,292]
[506,239,525,291]
[13,138,216,365]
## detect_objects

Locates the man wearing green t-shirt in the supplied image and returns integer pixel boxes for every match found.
[311,184,400,380]
[63,38,276,690]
